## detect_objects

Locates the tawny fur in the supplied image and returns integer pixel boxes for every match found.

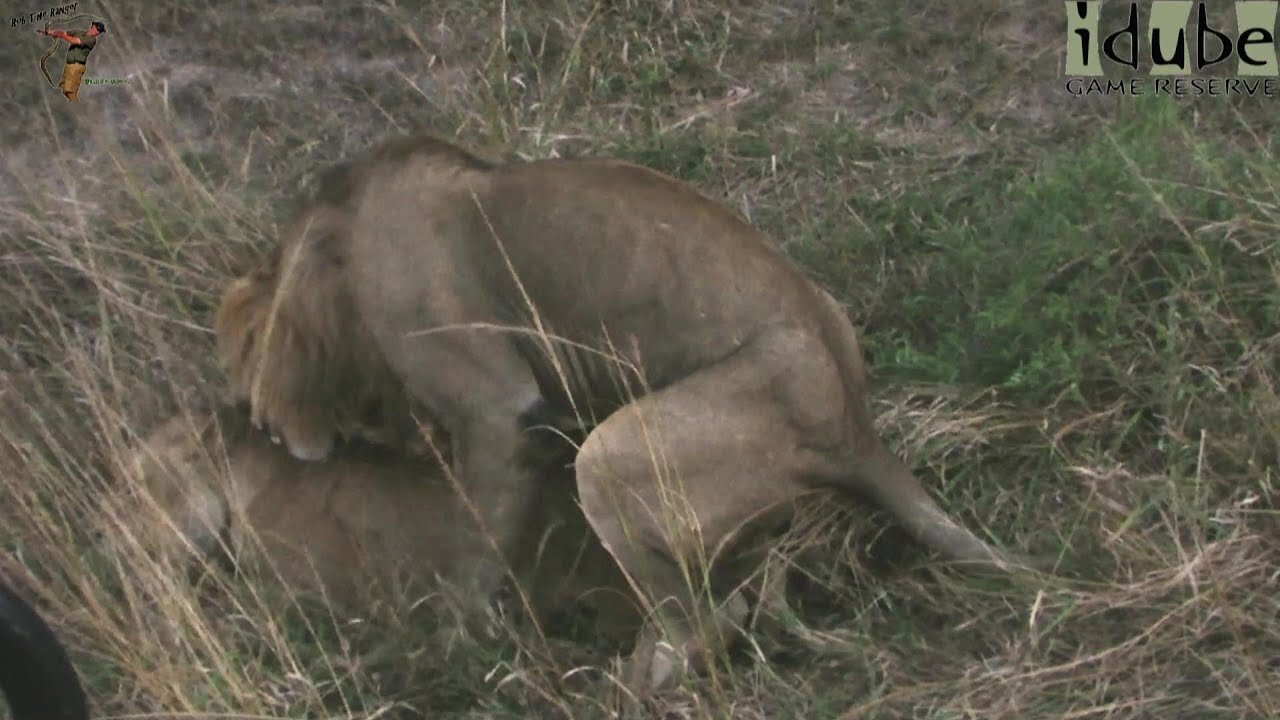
[115,404,638,637]
[215,134,1031,696]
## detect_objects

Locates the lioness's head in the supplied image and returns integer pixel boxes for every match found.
[216,196,406,462]
[113,410,235,567]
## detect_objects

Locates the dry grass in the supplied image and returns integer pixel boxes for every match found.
[2,0,1278,718]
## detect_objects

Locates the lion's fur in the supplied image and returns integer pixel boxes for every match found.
[117,404,637,634]
[215,220,411,461]
[215,139,499,461]
[215,134,1028,694]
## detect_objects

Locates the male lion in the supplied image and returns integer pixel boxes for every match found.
[216,134,1028,694]
[115,403,637,637]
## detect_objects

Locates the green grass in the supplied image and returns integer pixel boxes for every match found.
[2,0,1278,718]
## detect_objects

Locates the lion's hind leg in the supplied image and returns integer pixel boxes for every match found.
[574,327,843,700]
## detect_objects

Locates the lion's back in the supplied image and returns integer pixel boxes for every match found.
[237,452,465,602]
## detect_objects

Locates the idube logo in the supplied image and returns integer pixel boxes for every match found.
[1064,1,1279,97]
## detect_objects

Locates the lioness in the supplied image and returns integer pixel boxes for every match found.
[216,135,1028,693]
[116,403,637,637]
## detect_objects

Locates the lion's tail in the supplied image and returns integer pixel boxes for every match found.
[812,289,1028,574]
[0,577,89,720]
[842,440,1025,572]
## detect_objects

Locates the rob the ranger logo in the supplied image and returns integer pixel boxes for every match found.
[1064,1,1280,97]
